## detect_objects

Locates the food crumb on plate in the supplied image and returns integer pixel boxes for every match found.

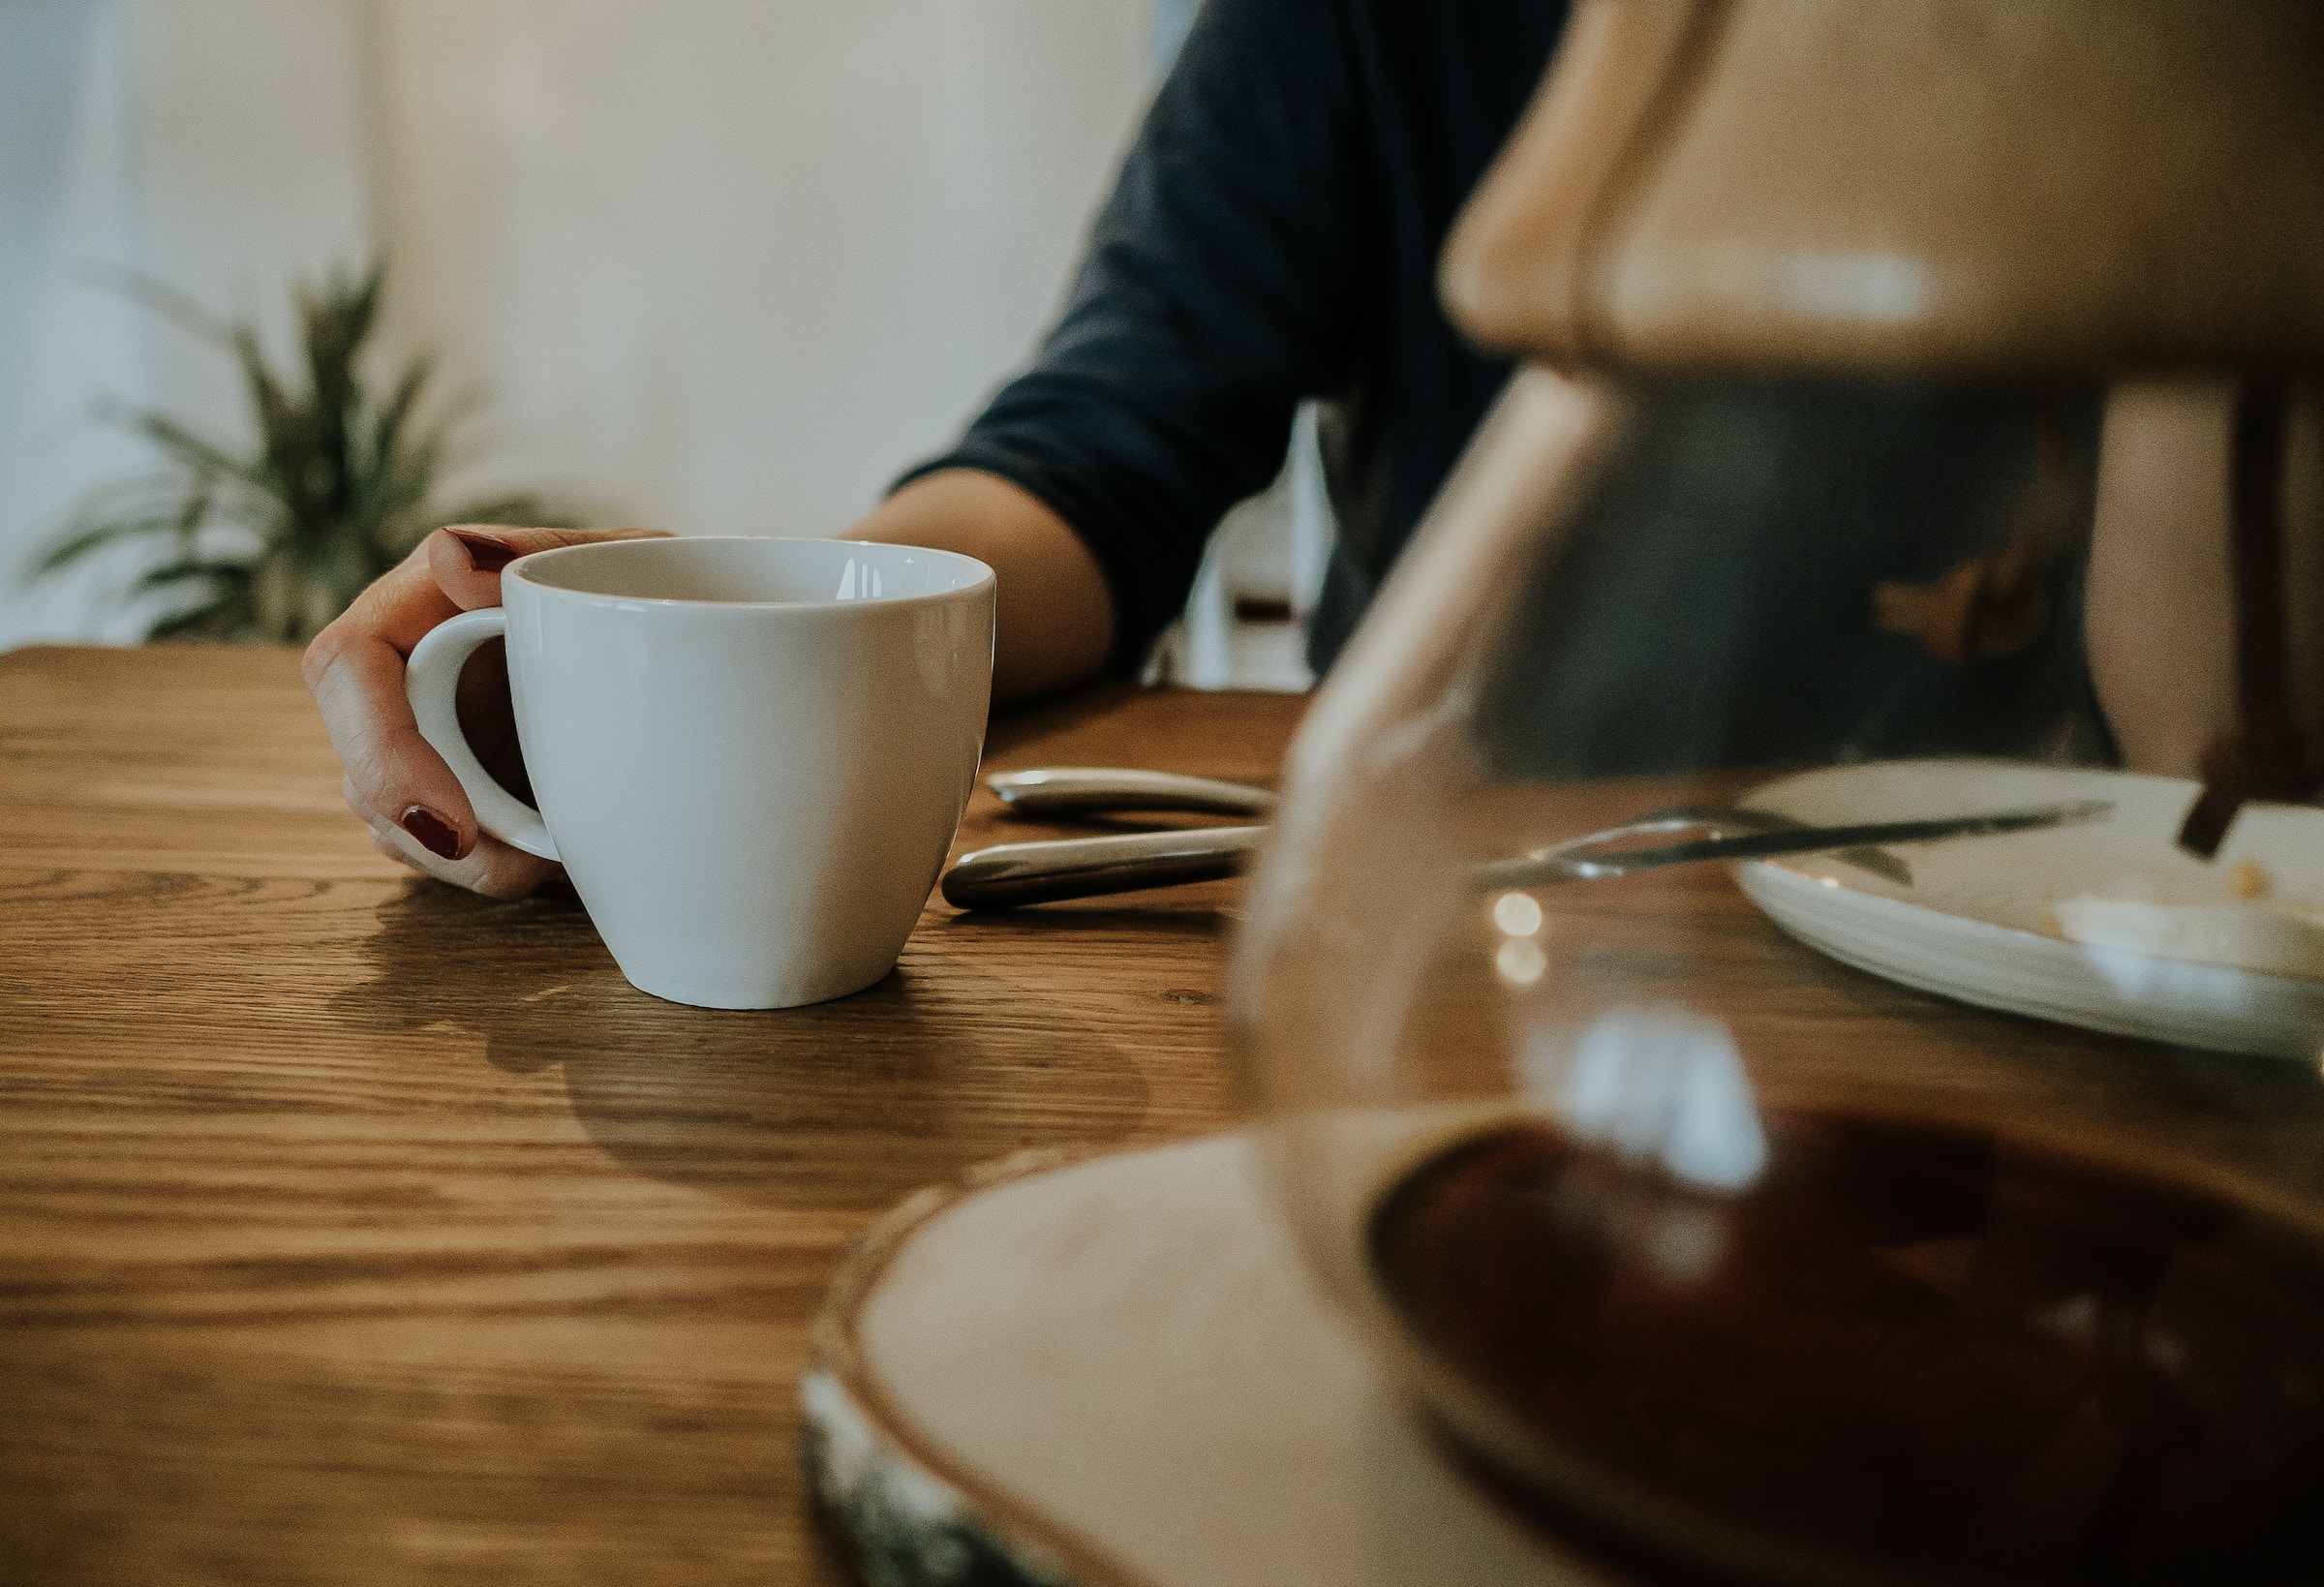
[2229,860,2273,900]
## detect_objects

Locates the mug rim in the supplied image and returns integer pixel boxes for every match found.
[504,534,995,612]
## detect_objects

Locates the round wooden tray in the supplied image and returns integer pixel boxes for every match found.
[803,1134,1628,1587]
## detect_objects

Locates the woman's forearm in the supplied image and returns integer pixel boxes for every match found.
[849,470,1117,705]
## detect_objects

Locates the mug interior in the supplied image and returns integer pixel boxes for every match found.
[512,536,991,605]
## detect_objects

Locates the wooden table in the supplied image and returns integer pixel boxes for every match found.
[19,645,2324,1587]
[0,645,1302,1587]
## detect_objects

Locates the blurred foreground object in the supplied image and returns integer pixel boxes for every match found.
[1441,0,2324,376]
[1238,4,2324,1585]
[35,261,572,644]
[810,9,2324,1584]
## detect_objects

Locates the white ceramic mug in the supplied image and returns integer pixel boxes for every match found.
[405,536,994,1009]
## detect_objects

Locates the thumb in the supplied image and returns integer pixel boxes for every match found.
[427,525,673,611]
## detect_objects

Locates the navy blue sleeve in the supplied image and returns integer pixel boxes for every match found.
[894,0,1373,674]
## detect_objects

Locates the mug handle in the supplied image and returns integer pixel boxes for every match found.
[404,608,560,861]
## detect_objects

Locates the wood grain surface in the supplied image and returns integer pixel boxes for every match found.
[0,644,1304,1587]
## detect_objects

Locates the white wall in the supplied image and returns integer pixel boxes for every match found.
[0,0,376,643]
[2,0,1150,643]
[372,0,1149,536]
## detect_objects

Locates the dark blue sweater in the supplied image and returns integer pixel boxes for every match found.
[902,0,1565,675]
[902,0,2102,773]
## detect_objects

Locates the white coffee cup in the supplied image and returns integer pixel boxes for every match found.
[405,536,994,1009]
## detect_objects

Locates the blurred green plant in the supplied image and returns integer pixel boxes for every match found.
[37,259,572,643]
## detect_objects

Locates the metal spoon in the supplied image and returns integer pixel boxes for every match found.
[987,767,1275,819]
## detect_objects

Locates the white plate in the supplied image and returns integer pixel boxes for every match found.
[1735,760,2324,1062]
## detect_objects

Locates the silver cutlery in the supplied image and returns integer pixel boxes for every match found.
[985,773,1896,878]
[986,767,1275,819]
[1612,803,1914,886]
[942,825,1269,909]
[1476,799,2114,890]
[980,771,1886,882]
[943,767,2113,909]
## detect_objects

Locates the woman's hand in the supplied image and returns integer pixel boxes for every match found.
[307,475,1109,899]
[303,525,667,898]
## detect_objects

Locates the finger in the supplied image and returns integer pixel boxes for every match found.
[304,534,474,848]
[306,524,664,710]
[310,534,461,671]
[366,821,434,879]
[344,773,380,825]
[312,622,480,859]
[427,524,670,614]
[347,771,522,893]
[363,809,564,900]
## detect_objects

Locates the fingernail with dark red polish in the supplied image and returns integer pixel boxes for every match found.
[448,530,517,572]
[401,806,463,860]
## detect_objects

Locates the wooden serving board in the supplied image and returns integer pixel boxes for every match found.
[803,1134,1635,1587]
